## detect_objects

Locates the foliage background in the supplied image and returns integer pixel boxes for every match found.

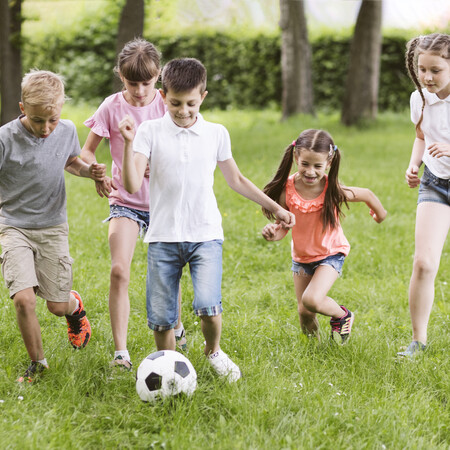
[22,7,420,112]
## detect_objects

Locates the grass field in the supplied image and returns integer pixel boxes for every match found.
[0,107,449,449]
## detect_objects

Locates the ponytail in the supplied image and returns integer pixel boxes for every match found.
[262,143,295,220]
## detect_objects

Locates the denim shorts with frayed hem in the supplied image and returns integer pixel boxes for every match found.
[418,166,450,207]
[103,204,150,237]
[292,252,346,277]
[146,240,224,331]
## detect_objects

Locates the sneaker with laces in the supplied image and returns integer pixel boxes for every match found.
[397,340,426,358]
[17,361,49,384]
[175,327,187,351]
[65,290,91,349]
[207,349,241,382]
[110,355,133,371]
[330,306,354,344]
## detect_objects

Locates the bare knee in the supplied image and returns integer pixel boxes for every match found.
[13,290,37,314]
[301,292,320,312]
[47,301,69,316]
[110,262,131,287]
[413,255,439,280]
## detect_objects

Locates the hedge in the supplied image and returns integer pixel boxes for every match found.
[22,17,415,112]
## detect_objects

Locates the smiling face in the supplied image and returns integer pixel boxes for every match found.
[19,102,62,138]
[294,148,330,187]
[160,86,208,128]
[418,52,450,99]
[121,74,159,107]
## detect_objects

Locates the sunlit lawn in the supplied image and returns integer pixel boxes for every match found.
[0,107,448,449]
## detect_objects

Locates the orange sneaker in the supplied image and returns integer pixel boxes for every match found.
[65,290,91,349]
[17,361,48,384]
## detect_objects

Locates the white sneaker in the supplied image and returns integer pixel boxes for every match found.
[207,349,241,382]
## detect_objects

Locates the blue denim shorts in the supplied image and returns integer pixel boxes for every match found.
[418,166,450,206]
[103,204,150,236]
[292,253,346,277]
[146,240,224,331]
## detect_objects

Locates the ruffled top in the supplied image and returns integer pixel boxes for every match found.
[285,174,350,263]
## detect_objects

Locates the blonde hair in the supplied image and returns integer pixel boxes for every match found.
[21,69,67,109]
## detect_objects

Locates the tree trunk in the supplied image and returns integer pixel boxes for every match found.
[279,0,314,120]
[112,0,145,93]
[341,0,382,126]
[0,0,22,126]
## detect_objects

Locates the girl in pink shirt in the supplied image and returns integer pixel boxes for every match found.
[262,129,386,343]
[81,39,185,370]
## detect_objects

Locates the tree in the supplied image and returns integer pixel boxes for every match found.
[0,0,23,125]
[279,0,314,120]
[341,0,382,126]
[112,0,145,93]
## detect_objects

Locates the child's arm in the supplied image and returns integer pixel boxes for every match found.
[81,131,116,198]
[405,129,425,189]
[118,115,148,194]
[65,156,106,181]
[344,186,387,223]
[218,158,295,228]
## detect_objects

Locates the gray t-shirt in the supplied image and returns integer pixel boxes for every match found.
[0,117,80,228]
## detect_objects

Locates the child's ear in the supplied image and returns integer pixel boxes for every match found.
[159,89,166,101]
[19,102,25,115]
[201,90,208,102]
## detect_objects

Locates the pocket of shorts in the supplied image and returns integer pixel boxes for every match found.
[0,251,13,288]
[58,256,74,291]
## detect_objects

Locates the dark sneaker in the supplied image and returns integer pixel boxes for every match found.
[330,306,354,344]
[397,340,426,358]
[110,355,133,371]
[65,290,91,349]
[175,327,187,351]
[17,361,48,384]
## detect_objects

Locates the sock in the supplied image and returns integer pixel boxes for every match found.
[37,358,48,368]
[70,298,80,315]
[115,350,130,361]
[174,323,184,337]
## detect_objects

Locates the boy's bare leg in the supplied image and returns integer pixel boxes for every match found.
[154,329,176,351]
[201,314,221,356]
[14,287,44,361]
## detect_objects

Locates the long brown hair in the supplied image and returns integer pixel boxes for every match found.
[262,129,348,230]
[405,33,450,132]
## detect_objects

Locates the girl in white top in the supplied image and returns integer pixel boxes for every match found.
[81,39,185,370]
[399,33,450,357]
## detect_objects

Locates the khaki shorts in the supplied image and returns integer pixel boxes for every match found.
[0,223,73,302]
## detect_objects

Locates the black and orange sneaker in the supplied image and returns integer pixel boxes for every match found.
[17,361,48,384]
[65,290,91,349]
[330,306,354,344]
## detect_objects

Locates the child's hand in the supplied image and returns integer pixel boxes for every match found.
[144,164,150,178]
[119,115,135,142]
[89,162,107,181]
[262,223,282,241]
[275,208,295,229]
[428,142,450,159]
[369,208,387,223]
[405,164,421,188]
[95,176,117,198]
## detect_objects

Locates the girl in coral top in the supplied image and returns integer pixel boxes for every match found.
[262,129,387,343]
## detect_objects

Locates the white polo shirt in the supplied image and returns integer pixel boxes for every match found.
[133,112,232,243]
[410,89,450,179]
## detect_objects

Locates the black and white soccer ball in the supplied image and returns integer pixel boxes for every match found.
[136,350,197,402]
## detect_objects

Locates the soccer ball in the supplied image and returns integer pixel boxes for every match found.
[136,350,197,402]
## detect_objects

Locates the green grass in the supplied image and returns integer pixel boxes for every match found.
[1,108,449,449]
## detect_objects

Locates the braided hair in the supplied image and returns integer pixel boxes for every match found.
[405,33,450,132]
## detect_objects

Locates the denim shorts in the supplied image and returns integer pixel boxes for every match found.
[418,166,450,206]
[103,204,150,236]
[292,253,346,277]
[146,240,224,331]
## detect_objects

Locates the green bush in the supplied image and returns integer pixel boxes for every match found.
[22,12,415,112]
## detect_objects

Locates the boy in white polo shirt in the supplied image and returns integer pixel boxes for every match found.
[119,58,294,381]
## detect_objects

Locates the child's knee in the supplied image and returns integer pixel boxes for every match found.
[46,301,69,316]
[13,289,36,312]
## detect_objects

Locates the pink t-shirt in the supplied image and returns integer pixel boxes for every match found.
[285,174,350,263]
[84,91,166,211]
